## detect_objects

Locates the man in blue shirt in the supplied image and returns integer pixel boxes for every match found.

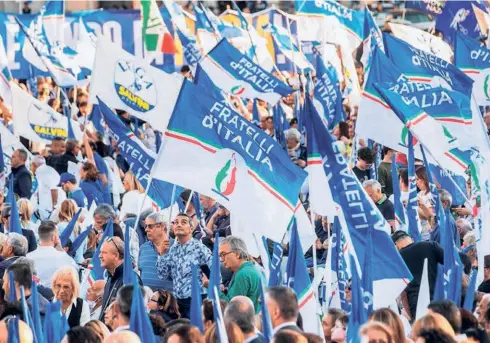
[59,173,88,209]
[139,212,173,292]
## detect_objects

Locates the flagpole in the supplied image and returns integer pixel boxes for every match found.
[184,190,194,213]
[167,184,177,235]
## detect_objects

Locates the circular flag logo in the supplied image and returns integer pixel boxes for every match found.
[231,84,246,96]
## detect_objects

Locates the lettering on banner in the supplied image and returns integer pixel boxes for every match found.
[402,90,453,108]
[202,101,275,172]
[314,0,353,21]
[410,47,453,85]
[28,103,68,139]
[315,72,338,120]
[470,49,490,63]
[111,132,153,183]
[229,57,279,93]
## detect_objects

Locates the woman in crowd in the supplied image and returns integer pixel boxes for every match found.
[322,308,346,343]
[57,199,85,264]
[51,266,91,327]
[204,322,244,343]
[84,320,110,342]
[332,121,351,158]
[17,198,39,239]
[368,307,409,343]
[79,162,104,206]
[147,289,181,323]
[331,314,348,343]
[164,324,204,343]
[412,313,456,341]
[415,167,434,240]
[359,321,395,343]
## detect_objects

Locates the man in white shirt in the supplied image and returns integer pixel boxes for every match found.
[30,155,64,220]
[26,221,78,288]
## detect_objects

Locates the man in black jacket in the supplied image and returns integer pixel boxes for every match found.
[54,139,80,175]
[266,286,303,334]
[7,149,32,199]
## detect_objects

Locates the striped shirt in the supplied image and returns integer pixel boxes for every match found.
[138,241,174,292]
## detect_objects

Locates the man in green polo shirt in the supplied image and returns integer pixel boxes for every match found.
[219,236,263,313]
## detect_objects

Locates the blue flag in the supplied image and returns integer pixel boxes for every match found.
[59,209,82,247]
[208,233,221,299]
[123,222,133,285]
[98,97,181,210]
[0,135,4,173]
[190,264,204,332]
[7,315,19,343]
[442,207,463,304]
[175,27,201,67]
[30,280,44,343]
[463,269,478,311]
[407,132,422,242]
[331,216,351,312]
[191,192,202,222]
[70,226,92,257]
[212,286,229,343]
[19,286,32,334]
[89,105,106,138]
[194,63,225,101]
[420,147,443,230]
[87,218,114,285]
[260,280,274,342]
[7,177,23,235]
[391,154,407,231]
[362,227,374,316]
[252,99,261,126]
[43,301,68,343]
[346,254,367,343]
[129,274,156,343]
[266,237,283,287]
[405,1,447,16]
[433,264,445,301]
[8,271,17,302]
[383,33,474,97]
[272,103,288,148]
[435,1,484,43]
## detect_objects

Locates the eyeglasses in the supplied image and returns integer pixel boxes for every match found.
[219,251,234,260]
[105,237,123,256]
[145,223,162,230]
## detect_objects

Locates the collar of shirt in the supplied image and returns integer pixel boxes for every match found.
[112,325,130,334]
[377,194,388,205]
[63,298,78,317]
[273,321,298,334]
[109,263,124,279]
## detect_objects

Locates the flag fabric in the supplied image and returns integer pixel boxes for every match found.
[454,31,490,106]
[19,286,32,331]
[405,1,446,16]
[86,218,114,286]
[162,0,189,34]
[389,23,453,62]
[75,17,97,73]
[472,4,489,37]
[89,35,185,133]
[207,233,221,298]
[88,105,106,138]
[346,254,367,343]
[98,98,181,210]
[285,218,323,335]
[383,33,474,96]
[43,301,69,343]
[305,95,413,308]
[8,271,16,302]
[70,226,92,258]
[152,80,307,256]
[194,63,225,101]
[0,37,12,109]
[251,99,261,126]
[463,269,478,311]
[362,227,374,316]
[262,22,312,72]
[415,258,431,321]
[259,280,273,342]
[140,0,176,54]
[433,264,445,301]
[7,178,23,235]
[59,209,82,247]
[441,207,463,304]
[123,222,133,285]
[199,38,293,105]
[0,135,4,176]
[175,27,202,67]
[406,131,423,243]
[10,83,82,143]
[391,154,407,231]
[272,103,288,148]
[194,4,221,55]
[30,280,44,343]
[7,315,19,343]
[129,274,156,343]
[435,1,484,43]
[212,287,229,343]
[266,237,283,287]
[190,264,204,332]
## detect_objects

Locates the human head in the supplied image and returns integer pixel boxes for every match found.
[224,296,256,336]
[144,212,168,243]
[368,308,404,343]
[148,290,180,318]
[485,255,490,281]
[383,147,395,160]
[80,162,99,182]
[357,147,374,170]
[219,236,249,272]
[285,128,301,149]
[58,199,78,223]
[93,204,115,230]
[204,321,244,343]
[456,218,472,240]
[0,205,10,231]
[333,121,349,140]
[59,173,77,192]
[415,167,430,193]
[272,329,308,343]
[122,171,144,193]
[414,328,456,343]
[3,261,32,301]
[359,321,395,343]
[173,213,193,242]
[99,237,124,273]
[164,324,204,343]
[103,330,141,343]
[439,189,453,209]
[199,194,216,211]
[11,149,28,169]
[65,140,80,156]
[84,320,110,342]
[399,168,409,189]
[114,284,142,327]
[391,230,413,250]
[86,280,105,302]
[459,308,478,332]
[17,198,34,224]
[322,308,345,342]
[477,294,490,329]
[330,314,348,343]
[428,300,462,334]
[30,155,45,174]
[411,312,455,341]
[38,221,59,246]
[63,326,99,343]
[202,299,227,331]
[2,233,28,259]
[51,267,80,305]
[266,286,299,328]
[50,137,66,155]
[363,179,384,203]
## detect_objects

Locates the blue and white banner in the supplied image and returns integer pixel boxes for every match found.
[0,38,12,109]
[435,1,484,43]
[200,38,293,105]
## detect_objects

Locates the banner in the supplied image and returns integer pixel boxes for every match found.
[89,35,184,132]
[11,82,82,143]
[435,1,484,42]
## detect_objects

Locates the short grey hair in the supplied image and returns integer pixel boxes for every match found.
[13,257,37,276]
[225,296,256,334]
[0,232,7,247]
[463,231,476,246]
[363,179,381,192]
[32,155,46,167]
[146,212,168,227]
[456,218,472,233]
[285,128,301,142]
[220,236,248,259]
[6,233,28,257]
[439,189,452,205]
[94,204,116,219]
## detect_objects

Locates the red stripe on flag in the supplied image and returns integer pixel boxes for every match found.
[444,152,467,170]
[406,113,429,128]
[298,290,314,309]
[464,70,480,75]
[307,160,322,165]
[248,170,295,212]
[363,92,390,109]
[438,118,472,125]
[165,131,217,154]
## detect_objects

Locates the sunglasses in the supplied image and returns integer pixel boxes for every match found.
[105,237,123,256]
[145,223,162,229]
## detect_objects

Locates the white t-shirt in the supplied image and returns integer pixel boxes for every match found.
[32,164,60,220]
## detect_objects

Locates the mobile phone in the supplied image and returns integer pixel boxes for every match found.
[200,265,211,279]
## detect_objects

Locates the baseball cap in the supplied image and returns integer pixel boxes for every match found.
[58,173,77,186]
[391,230,410,244]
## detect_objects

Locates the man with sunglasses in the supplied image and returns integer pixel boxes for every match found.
[156,213,212,319]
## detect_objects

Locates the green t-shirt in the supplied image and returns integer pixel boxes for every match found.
[378,161,393,197]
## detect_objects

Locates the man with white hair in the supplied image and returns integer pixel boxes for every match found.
[225,296,263,343]
[363,179,395,230]
[0,232,28,278]
[30,155,63,220]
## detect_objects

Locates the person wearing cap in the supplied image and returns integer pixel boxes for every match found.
[391,230,444,321]
[59,173,88,209]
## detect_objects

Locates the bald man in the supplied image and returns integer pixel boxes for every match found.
[0,318,33,343]
[87,279,106,320]
[104,330,141,343]
[225,296,264,343]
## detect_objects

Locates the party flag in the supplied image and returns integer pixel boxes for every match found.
[59,209,82,247]
[129,274,156,343]
[7,177,22,235]
[190,264,204,332]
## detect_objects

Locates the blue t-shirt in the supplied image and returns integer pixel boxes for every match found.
[68,188,88,208]
[80,180,104,206]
